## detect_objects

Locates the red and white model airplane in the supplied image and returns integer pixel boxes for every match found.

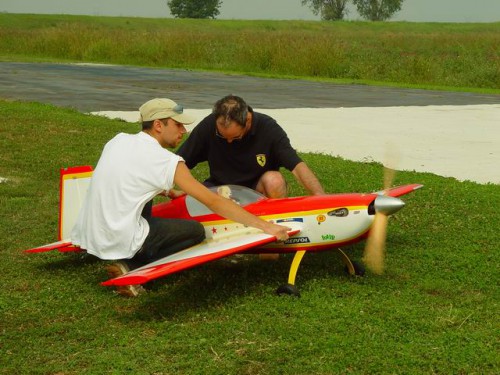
[26,166,423,296]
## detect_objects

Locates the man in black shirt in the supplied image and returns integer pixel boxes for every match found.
[177,95,325,198]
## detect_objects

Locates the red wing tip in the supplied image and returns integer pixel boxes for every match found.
[101,275,149,287]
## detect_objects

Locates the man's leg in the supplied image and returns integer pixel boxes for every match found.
[132,217,206,267]
[255,171,288,199]
[255,171,285,260]
[106,201,204,297]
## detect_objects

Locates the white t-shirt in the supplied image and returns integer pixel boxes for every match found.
[71,132,183,260]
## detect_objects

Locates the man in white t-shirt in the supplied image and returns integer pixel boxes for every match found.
[71,98,291,297]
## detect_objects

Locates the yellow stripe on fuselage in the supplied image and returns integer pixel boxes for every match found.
[201,205,367,227]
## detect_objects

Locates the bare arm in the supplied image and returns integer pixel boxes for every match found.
[291,162,325,195]
[166,188,185,199]
[173,162,291,241]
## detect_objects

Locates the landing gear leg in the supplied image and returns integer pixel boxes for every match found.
[336,248,365,276]
[276,250,306,297]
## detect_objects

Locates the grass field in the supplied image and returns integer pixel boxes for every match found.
[0,13,499,375]
[1,101,498,374]
[0,14,499,92]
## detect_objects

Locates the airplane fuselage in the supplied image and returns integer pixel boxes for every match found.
[153,193,379,253]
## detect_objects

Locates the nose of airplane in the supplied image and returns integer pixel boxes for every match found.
[374,195,405,216]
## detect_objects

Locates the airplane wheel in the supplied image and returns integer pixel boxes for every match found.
[345,261,365,276]
[276,283,301,297]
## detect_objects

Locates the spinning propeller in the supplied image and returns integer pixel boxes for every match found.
[363,147,403,274]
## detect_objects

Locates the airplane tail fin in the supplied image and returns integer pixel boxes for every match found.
[57,166,93,241]
[25,166,93,253]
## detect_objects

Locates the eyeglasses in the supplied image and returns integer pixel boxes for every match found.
[215,110,249,142]
[215,122,247,142]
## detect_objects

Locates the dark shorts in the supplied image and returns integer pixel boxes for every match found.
[129,200,205,268]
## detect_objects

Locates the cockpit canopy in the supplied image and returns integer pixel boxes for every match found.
[185,185,266,217]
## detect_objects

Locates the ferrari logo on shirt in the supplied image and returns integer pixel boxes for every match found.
[256,154,266,167]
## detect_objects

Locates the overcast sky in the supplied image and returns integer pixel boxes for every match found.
[1,0,499,22]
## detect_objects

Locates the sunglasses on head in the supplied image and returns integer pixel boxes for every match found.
[172,104,184,114]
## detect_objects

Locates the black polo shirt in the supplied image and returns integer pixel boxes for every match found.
[177,109,302,188]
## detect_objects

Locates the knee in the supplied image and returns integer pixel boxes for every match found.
[257,171,287,198]
[193,221,206,242]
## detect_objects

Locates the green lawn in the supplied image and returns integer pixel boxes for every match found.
[1,101,498,374]
[0,13,498,374]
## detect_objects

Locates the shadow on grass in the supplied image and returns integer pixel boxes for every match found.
[131,247,366,321]
[29,240,412,322]
[38,251,101,271]
[32,251,104,286]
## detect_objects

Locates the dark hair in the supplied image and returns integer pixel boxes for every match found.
[212,95,248,128]
[142,118,168,130]
[142,120,154,130]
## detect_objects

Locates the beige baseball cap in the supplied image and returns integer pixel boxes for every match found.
[139,98,194,124]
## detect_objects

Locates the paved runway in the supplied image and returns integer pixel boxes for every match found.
[1,62,499,184]
[2,62,499,110]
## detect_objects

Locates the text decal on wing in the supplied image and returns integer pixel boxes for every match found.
[277,218,304,223]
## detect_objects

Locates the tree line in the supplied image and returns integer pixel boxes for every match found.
[167,0,404,21]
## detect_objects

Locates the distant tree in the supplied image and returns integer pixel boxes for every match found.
[301,0,349,21]
[167,0,223,19]
[352,0,403,21]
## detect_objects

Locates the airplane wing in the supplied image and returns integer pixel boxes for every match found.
[378,184,423,198]
[102,226,301,286]
[24,239,80,253]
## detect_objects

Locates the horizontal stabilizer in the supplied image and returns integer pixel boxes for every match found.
[102,227,301,286]
[25,239,79,253]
